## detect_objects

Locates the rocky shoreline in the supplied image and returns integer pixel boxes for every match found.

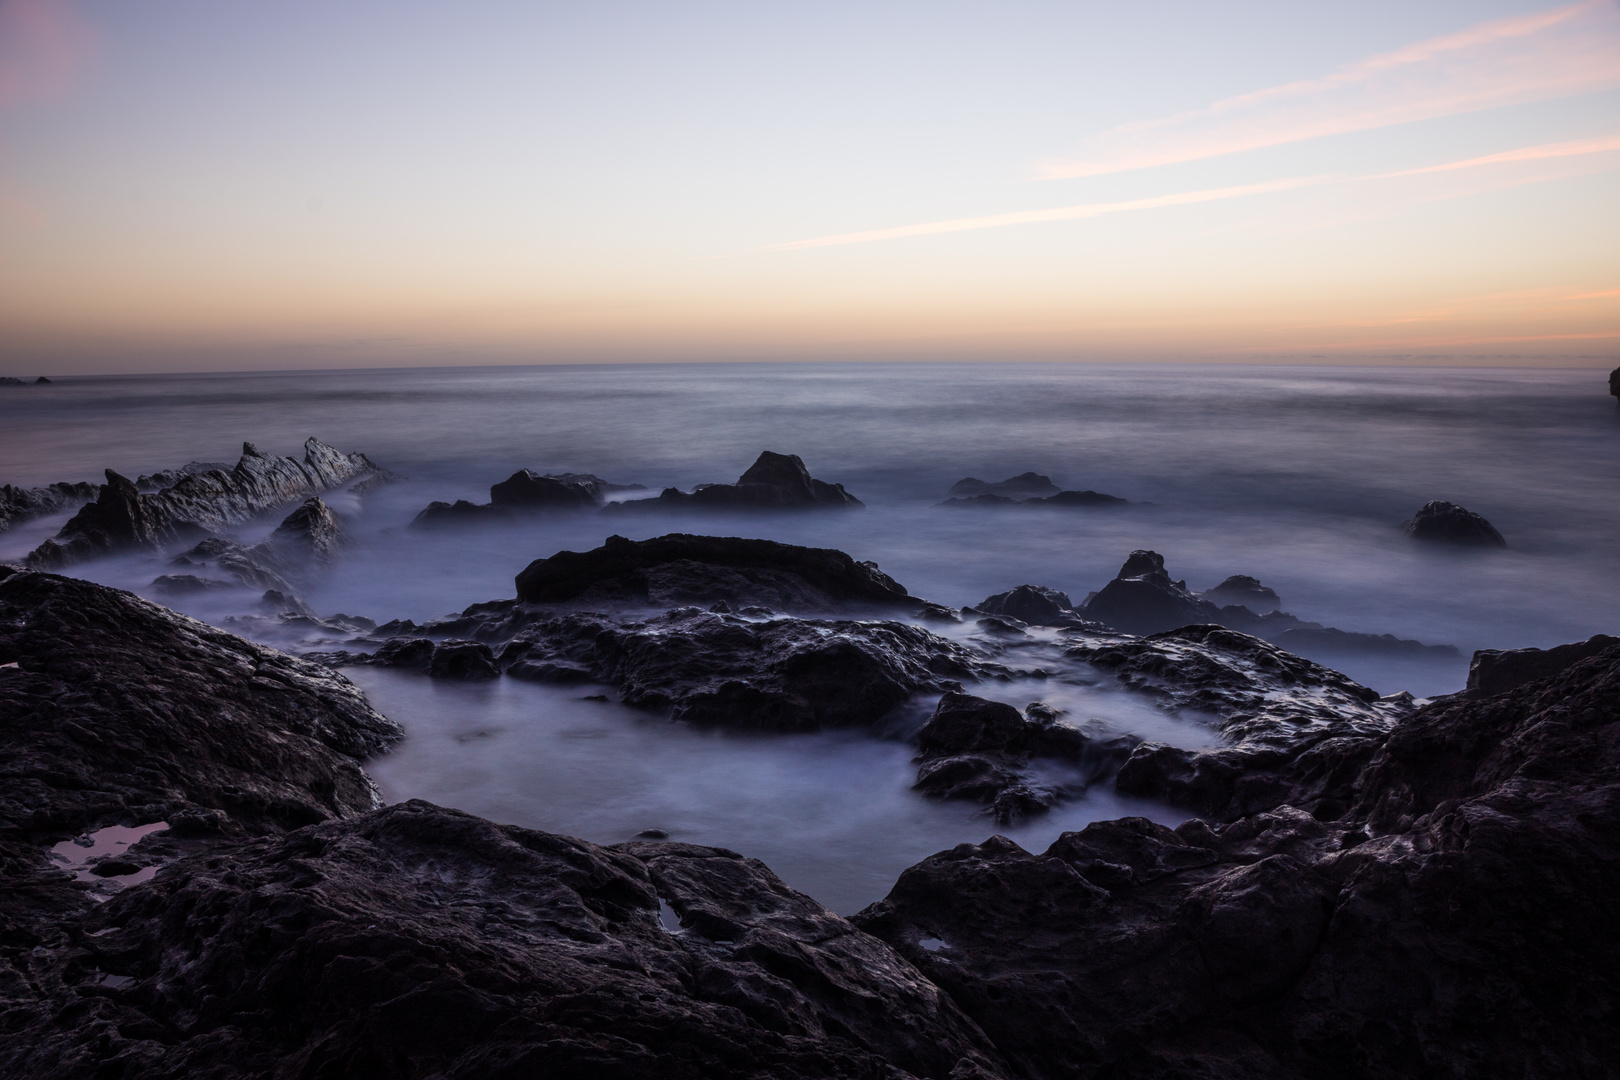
[2,519,1616,1077]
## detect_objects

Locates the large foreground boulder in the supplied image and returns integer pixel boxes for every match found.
[0,801,1009,1080]
[855,644,1620,1080]
[514,533,911,611]
[613,452,862,511]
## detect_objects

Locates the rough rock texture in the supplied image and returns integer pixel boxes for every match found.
[1079,551,1224,635]
[1068,624,1407,821]
[1402,500,1507,547]
[27,439,382,569]
[514,533,911,612]
[1200,575,1280,612]
[947,473,1059,500]
[1466,633,1620,696]
[498,609,992,732]
[0,481,97,535]
[855,645,1620,1080]
[613,452,862,511]
[1,801,1010,1080]
[262,497,345,563]
[971,585,1078,627]
[910,693,1136,824]
[134,461,232,493]
[0,568,401,844]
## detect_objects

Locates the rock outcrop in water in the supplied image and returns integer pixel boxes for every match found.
[937,489,1126,509]
[411,470,642,528]
[1402,499,1507,547]
[26,439,383,569]
[610,451,863,511]
[0,481,97,535]
[947,472,1060,500]
[514,533,911,611]
[853,642,1620,1080]
[1199,574,1279,612]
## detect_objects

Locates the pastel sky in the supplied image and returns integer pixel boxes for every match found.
[1,0,1617,372]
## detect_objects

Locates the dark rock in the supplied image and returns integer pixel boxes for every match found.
[1466,633,1620,696]
[499,609,991,732]
[262,496,344,562]
[1030,489,1126,507]
[0,570,400,846]
[371,636,437,671]
[33,376,51,384]
[1611,365,1619,399]
[27,439,384,569]
[1199,574,1280,612]
[0,376,22,385]
[1402,499,1506,547]
[514,533,911,612]
[611,451,862,511]
[947,473,1060,500]
[915,693,1031,756]
[428,639,500,680]
[1078,550,1222,635]
[134,460,233,493]
[149,573,237,596]
[857,647,1620,1078]
[411,498,515,528]
[489,469,604,509]
[935,493,1018,508]
[0,801,1010,1080]
[0,480,97,535]
[936,489,1126,509]
[972,584,1098,628]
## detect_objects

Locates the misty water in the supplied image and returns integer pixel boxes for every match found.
[4,362,1617,912]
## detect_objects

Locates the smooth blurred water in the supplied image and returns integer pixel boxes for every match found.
[3,361,1617,910]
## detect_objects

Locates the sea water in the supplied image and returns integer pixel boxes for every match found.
[3,361,1616,911]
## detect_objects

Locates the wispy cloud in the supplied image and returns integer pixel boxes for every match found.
[1039,1,1620,180]
[772,132,1620,251]
[766,176,1326,251]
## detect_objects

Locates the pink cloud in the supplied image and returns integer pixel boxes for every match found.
[1039,1,1620,180]
[0,0,94,110]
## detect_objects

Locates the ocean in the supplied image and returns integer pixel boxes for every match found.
[4,361,1616,911]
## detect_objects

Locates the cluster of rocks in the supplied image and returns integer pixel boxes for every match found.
[154,495,347,605]
[0,375,52,385]
[937,471,1127,509]
[1,542,1616,1077]
[24,438,387,570]
[412,470,643,527]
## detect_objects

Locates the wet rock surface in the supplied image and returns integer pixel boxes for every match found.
[610,451,862,511]
[855,645,1620,1080]
[2,801,1009,1080]
[27,439,383,569]
[0,481,98,535]
[514,533,912,611]
[1402,499,1507,547]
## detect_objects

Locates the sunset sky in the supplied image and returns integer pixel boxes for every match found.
[1,0,1617,372]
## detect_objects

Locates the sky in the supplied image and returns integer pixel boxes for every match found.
[0,0,1617,373]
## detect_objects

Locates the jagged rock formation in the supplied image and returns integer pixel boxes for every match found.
[158,497,347,601]
[26,439,383,569]
[853,643,1620,1080]
[1079,550,1223,635]
[514,533,911,611]
[947,472,1060,499]
[1402,499,1507,547]
[133,460,232,493]
[0,481,97,535]
[610,451,862,511]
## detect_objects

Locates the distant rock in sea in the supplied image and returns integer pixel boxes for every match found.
[0,480,98,535]
[410,470,640,528]
[1200,574,1281,612]
[936,488,1126,509]
[610,451,862,511]
[947,472,1060,500]
[1610,365,1619,401]
[1402,500,1506,547]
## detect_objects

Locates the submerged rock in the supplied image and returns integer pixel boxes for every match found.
[611,451,863,511]
[0,480,98,535]
[854,644,1620,1080]
[514,533,911,611]
[27,439,383,569]
[1402,499,1506,547]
